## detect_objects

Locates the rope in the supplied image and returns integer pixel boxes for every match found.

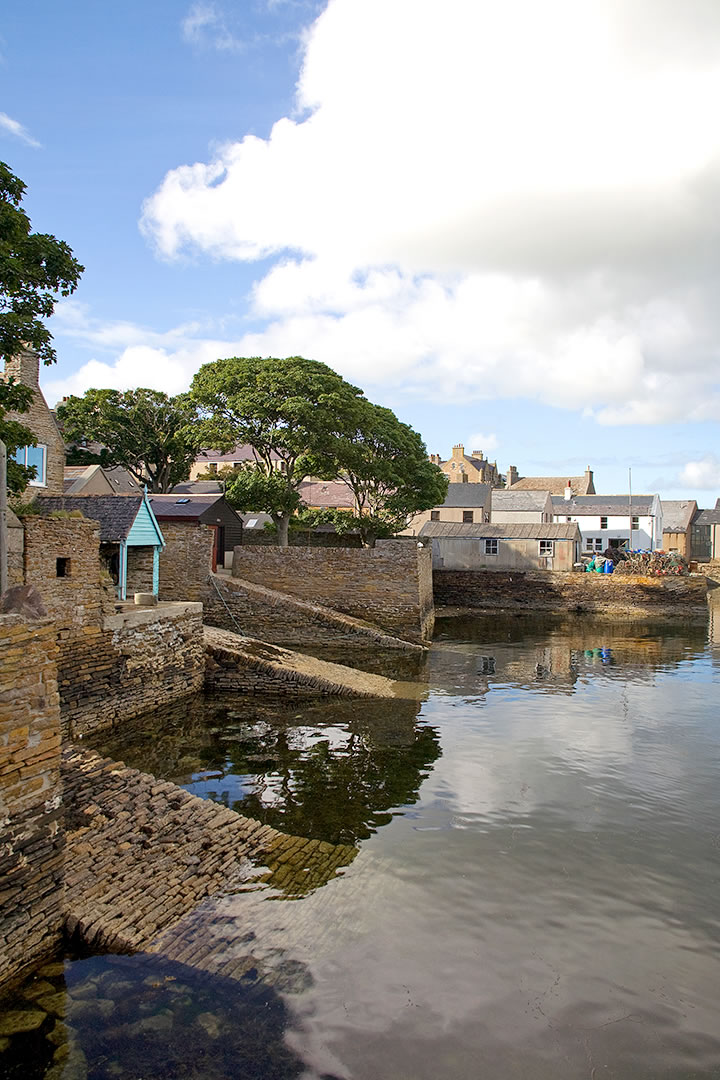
[209,573,246,636]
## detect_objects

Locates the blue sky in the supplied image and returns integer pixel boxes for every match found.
[3,0,720,502]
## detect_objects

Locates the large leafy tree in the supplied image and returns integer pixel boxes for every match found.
[191,356,366,546]
[315,401,448,546]
[1,160,84,494]
[56,388,203,493]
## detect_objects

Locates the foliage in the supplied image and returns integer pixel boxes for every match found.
[0,161,84,368]
[191,356,366,545]
[0,377,38,493]
[56,388,203,493]
[224,467,303,519]
[330,400,448,546]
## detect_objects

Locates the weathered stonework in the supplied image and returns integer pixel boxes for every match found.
[205,572,425,652]
[158,521,215,603]
[126,545,155,595]
[231,540,434,643]
[6,510,24,588]
[0,616,64,987]
[434,569,709,619]
[59,604,205,739]
[22,517,112,631]
[2,348,66,498]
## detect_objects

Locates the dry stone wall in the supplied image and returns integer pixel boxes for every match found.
[158,521,215,603]
[231,540,434,642]
[22,517,112,630]
[126,545,155,595]
[434,569,709,619]
[0,617,64,986]
[59,604,205,739]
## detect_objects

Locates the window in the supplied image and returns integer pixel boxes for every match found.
[56,557,70,578]
[430,510,440,521]
[14,445,47,486]
[585,537,595,550]
[539,540,554,557]
[484,538,498,555]
[595,538,603,551]
[632,516,639,530]
[463,510,474,523]
[600,516,608,529]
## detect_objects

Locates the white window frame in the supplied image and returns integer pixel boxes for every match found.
[538,539,554,557]
[14,444,47,486]
[484,538,498,555]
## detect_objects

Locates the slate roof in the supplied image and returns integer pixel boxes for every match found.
[661,500,696,533]
[419,521,580,540]
[171,480,224,495]
[440,483,492,508]
[510,474,595,495]
[492,490,552,511]
[298,480,355,509]
[551,495,656,516]
[194,444,282,464]
[693,508,720,525]
[148,494,233,519]
[33,495,144,542]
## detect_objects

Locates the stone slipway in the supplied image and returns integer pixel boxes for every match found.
[204,624,411,699]
[63,747,358,958]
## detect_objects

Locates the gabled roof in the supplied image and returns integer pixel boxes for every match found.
[694,508,720,525]
[440,482,492,508]
[149,494,229,519]
[33,495,147,542]
[492,490,552,511]
[420,521,580,540]
[662,500,697,534]
[551,495,656,516]
[194,444,282,464]
[510,473,595,495]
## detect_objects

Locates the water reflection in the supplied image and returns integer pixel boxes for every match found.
[86,695,441,846]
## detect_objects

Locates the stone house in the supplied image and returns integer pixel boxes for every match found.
[403,482,492,536]
[661,500,697,558]
[419,520,581,571]
[490,490,554,524]
[507,467,595,495]
[189,443,284,480]
[148,493,243,573]
[1,347,66,497]
[428,444,501,486]
[33,494,165,599]
[551,494,663,552]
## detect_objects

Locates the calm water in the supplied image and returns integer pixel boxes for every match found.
[3,609,720,1079]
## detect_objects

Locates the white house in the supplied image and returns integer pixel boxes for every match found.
[551,492,663,553]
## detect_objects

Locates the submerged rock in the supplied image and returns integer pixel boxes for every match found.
[0,1009,47,1035]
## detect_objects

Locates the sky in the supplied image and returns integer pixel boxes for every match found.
[2,0,720,502]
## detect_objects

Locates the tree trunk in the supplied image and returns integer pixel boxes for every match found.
[276,514,290,548]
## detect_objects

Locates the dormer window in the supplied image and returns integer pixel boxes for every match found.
[14,445,47,486]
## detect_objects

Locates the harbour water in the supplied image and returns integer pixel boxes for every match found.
[2,608,720,1078]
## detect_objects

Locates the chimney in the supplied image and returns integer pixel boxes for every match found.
[451,444,465,461]
[471,449,483,460]
[564,481,573,501]
[2,347,39,390]
[507,465,519,487]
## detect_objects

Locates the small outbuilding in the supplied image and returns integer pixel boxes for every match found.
[148,493,244,570]
[34,494,165,599]
[419,520,581,571]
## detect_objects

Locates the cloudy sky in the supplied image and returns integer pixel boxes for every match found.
[3,0,720,499]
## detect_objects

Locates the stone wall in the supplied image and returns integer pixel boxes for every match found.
[2,347,66,498]
[0,616,64,986]
[158,521,215,603]
[22,516,112,630]
[434,569,709,619]
[58,604,205,739]
[6,511,24,587]
[204,572,425,653]
[126,545,155,595]
[231,540,434,642]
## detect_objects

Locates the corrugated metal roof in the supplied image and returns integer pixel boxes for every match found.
[419,521,580,540]
[662,500,696,533]
[441,482,492,508]
[492,490,552,511]
[34,495,144,542]
[551,495,656,515]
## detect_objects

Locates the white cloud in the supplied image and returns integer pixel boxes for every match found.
[181,2,244,52]
[678,455,720,490]
[467,433,498,455]
[0,111,40,148]
[142,0,720,423]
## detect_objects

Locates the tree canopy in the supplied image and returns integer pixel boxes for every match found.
[191,356,366,545]
[0,161,84,369]
[314,400,448,546]
[56,388,203,493]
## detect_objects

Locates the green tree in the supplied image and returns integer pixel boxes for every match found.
[56,388,203,492]
[191,356,366,546]
[318,401,448,546]
[0,379,38,494]
[0,161,84,368]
